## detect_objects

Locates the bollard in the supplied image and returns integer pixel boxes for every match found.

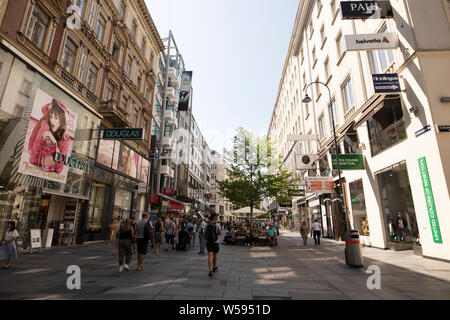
[345,230,364,268]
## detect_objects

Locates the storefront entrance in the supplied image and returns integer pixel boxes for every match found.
[377,162,419,247]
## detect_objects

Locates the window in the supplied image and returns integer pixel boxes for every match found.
[73,0,86,18]
[77,52,87,81]
[104,80,115,101]
[343,129,361,154]
[26,6,49,49]
[309,20,314,39]
[328,98,338,128]
[112,40,121,63]
[121,94,128,112]
[119,0,126,19]
[342,77,355,112]
[125,56,132,77]
[349,179,369,236]
[367,97,407,156]
[312,46,317,67]
[369,49,395,74]
[324,57,331,81]
[132,108,138,127]
[131,21,137,39]
[87,1,97,28]
[141,37,146,54]
[320,24,326,47]
[61,38,77,72]
[86,62,98,92]
[318,114,326,139]
[137,71,142,90]
[96,14,106,42]
[336,32,345,60]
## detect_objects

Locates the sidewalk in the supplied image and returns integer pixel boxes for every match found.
[0,231,449,300]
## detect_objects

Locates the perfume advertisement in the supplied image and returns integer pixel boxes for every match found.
[18,89,78,183]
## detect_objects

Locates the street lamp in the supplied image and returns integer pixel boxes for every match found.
[302,81,349,237]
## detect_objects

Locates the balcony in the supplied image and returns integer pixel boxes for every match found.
[99,100,130,127]
[165,111,177,127]
[167,67,177,80]
[169,94,179,106]
[161,136,173,147]
[166,87,176,100]
[170,76,181,88]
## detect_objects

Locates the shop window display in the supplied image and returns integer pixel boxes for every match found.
[349,179,369,235]
[87,183,106,233]
[377,162,419,244]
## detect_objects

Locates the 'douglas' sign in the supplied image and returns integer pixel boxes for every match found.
[103,128,143,140]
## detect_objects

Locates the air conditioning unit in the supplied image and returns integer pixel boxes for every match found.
[295,154,318,170]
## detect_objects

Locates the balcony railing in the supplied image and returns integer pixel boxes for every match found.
[99,100,130,127]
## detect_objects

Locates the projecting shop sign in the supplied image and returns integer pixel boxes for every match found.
[340,1,394,20]
[372,73,401,93]
[306,177,334,194]
[345,33,399,51]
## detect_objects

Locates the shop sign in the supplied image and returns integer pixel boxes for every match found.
[437,125,450,133]
[345,33,399,51]
[415,125,431,137]
[30,229,42,249]
[179,71,193,112]
[372,74,401,93]
[54,152,88,171]
[418,157,442,243]
[306,177,334,193]
[163,188,176,195]
[340,1,394,20]
[102,128,143,140]
[332,154,365,170]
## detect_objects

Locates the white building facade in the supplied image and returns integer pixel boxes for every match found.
[268,0,450,261]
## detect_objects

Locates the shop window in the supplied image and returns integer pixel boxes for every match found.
[87,183,106,233]
[61,38,78,73]
[25,5,50,50]
[349,179,369,235]
[367,97,406,156]
[377,162,419,244]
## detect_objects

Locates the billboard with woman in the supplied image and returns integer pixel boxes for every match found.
[18,89,77,183]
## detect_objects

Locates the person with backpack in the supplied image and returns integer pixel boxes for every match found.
[115,219,135,272]
[135,213,153,271]
[164,216,176,251]
[197,218,207,255]
[206,213,222,277]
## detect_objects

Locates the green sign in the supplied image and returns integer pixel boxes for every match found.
[103,128,143,140]
[418,157,442,243]
[332,154,365,170]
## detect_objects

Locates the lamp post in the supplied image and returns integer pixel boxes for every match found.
[302,81,349,237]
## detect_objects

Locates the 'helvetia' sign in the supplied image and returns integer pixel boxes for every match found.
[340,1,394,20]
[103,128,144,140]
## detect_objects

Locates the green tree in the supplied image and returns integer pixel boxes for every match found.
[218,128,301,230]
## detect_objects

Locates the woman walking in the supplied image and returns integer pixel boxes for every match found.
[154,217,164,254]
[0,221,19,269]
[115,219,135,272]
[300,221,309,246]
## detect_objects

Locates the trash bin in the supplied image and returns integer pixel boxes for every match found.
[345,230,363,268]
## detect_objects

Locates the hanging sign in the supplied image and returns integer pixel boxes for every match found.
[437,125,450,133]
[345,33,399,51]
[418,157,442,243]
[415,125,431,137]
[306,177,334,193]
[332,154,365,170]
[340,1,394,20]
[372,73,401,93]
[102,128,143,140]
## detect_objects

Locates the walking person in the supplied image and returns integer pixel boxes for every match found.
[300,221,309,245]
[197,218,207,254]
[115,219,135,272]
[0,221,19,269]
[109,219,119,254]
[206,213,222,277]
[153,217,164,254]
[135,213,153,271]
[164,216,176,251]
[311,219,322,245]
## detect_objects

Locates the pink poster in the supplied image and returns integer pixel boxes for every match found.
[18,89,77,184]
[97,139,115,168]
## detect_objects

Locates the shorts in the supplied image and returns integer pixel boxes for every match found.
[155,232,162,244]
[165,234,175,245]
[206,242,220,253]
[136,239,149,255]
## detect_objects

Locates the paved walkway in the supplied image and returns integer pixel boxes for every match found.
[0,230,449,300]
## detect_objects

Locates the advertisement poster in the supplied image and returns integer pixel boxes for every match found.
[18,89,77,184]
[97,139,114,167]
[139,158,149,183]
[113,142,139,179]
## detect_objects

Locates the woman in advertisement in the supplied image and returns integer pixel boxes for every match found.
[117,144,131,176]
[28,98,70,174]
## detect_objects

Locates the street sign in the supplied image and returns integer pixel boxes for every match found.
[345,33,399,51]
[306,177,334,194]
[332,154,365,170]
[415,125,431,137]
[103,128,144,140]
[340,1,394,20]
[372,74,401,93]
[437,125,450,133]
[287,134,318,141]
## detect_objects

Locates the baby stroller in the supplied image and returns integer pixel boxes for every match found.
[176,230,189,251]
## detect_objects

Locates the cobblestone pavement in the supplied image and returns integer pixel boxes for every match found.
[1,230,449,300]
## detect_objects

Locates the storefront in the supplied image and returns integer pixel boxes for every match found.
[0,50,100,248]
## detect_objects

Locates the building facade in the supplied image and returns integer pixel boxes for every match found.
[268,0,450,261]
[0,0,163,246]
[209,151,234,222]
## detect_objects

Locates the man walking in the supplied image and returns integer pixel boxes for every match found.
[197,218,207,255]
[311,219,322,245]
[206,213,222,277]
[164,216,176,251]
[135,213,153,271]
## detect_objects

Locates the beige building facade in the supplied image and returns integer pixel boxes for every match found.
[268,0,450,261]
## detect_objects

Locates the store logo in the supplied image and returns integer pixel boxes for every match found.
[66,5,82,30]
[66,265,81,290]
[103,128,144,140]
[54,152,88,171]
[355,37,389,45]
[366,265,381,290]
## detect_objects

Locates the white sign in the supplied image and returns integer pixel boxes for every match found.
[287,134,318,141]
[344,33,399,51]
[42,228,54,248]
[30,229,42,249]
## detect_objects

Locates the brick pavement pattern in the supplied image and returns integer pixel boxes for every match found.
[1,230,449,300]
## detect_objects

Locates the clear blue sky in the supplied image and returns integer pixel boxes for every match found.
[146,0,299,153]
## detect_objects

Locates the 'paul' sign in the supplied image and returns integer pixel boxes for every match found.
[341,1,394,20]
[103,128,144,140]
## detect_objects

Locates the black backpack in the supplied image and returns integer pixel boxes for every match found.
[206,223,218,242]
[143,220,152,241]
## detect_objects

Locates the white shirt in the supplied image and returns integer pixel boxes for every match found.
[198,221,207,233]
[312,222,321,231]
[5,230,19,241]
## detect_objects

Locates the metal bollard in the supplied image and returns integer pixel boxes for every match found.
[345,230,364,268]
